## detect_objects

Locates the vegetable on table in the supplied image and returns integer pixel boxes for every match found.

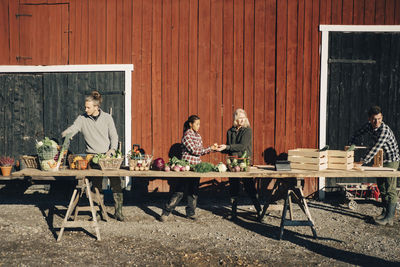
[193,162,215,173]
[215,162,227,172]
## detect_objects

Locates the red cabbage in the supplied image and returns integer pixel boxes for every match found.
[152,158,165,171]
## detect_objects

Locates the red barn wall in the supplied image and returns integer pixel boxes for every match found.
[1,0,400,196]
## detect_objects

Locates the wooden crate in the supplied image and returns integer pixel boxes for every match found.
[344,146,383,167]
[288,149,328,170]
[328,150,354,170]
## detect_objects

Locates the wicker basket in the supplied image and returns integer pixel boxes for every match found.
[21,155,39,169]
[129,155,153,171]
[98,158,124,171]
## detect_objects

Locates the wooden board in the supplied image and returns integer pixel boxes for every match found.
[357,166,396,172]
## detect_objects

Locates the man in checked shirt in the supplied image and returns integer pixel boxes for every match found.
[349,106,400,226]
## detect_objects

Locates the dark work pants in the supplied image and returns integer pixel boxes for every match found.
[229,178,261,213]
[91,177,123,193]
[164,178,200,217]
[377,161,399,204]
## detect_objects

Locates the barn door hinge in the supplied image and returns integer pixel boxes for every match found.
[16,14,32,18]
[16,56,32,61]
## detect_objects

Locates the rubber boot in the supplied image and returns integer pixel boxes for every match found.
[160,192,184,222]
[375,202,396,226]
[375,199,387,220]
[229,197,238,220]
[186,194,198,220]
[251,194,262,221]
[113,193,125,221]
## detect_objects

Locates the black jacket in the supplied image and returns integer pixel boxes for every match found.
[225,126,252,157]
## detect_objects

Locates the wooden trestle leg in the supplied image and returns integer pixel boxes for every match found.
[57,177,103,241]
[278,178,317,240]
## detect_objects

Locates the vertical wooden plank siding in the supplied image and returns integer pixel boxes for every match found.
[264,0,276,155]
[295,0,305,148]
[233,0,244,110]
[364,0,376,24]
[162,0,172,163]
[106,0,117,64]
[188,0,198,116]
[171,0,180,148]
[141,0,153,157]
[253,0,266,165]
[286,0,298,150]
[3,0,400,195]
[151,0,162,163]
[96,0,107,64]
[178,0,190,141]
[396,0,400,24]
[384,0,395,24]
[275,0,287,154]
[375,0,385,24]
[301,0,312,147]
[222,0,234,142]
[243,0,254,126]
[0,0,9,64]
[132,0,142,148]
[342,0,353,24]
[123,0,133,64]
[198,0,211,162]
[210,0,223,164]
[115,0,124,63]
[353,0,365,24]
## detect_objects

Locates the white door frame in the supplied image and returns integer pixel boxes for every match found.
[318,25,400,199]
[0,64,134,183]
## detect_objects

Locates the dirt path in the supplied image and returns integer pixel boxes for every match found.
[0,186,400,266]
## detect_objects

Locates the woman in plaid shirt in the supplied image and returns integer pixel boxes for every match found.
[159,115,217,222]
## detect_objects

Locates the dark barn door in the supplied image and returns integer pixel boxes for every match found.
[0,72,125,162]
[326,32,400,186]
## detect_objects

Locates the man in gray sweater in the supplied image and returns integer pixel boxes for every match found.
[62,91,125,221]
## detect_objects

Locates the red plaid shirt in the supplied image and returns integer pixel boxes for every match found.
[182,129,211,165]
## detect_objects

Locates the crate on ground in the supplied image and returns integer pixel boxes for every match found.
[328,150,354,170]
[98,158,124,171]
[288,148,328,170]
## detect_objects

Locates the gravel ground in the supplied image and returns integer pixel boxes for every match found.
[0,183,400,266]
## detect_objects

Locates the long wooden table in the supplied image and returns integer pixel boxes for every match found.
[10,167,400,241]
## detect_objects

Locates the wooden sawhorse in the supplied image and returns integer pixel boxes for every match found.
[260,178,317,240]
[57,177,109,241]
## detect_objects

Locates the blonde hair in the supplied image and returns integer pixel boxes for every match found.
[233,108,250,127]
[85,90,102,107]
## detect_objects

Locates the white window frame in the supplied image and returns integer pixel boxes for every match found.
[0,64,134,185]
[318,25,400,199]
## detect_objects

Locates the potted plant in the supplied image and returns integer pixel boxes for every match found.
[0,156,15,176]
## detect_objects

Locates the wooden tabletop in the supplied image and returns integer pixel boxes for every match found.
[10,166,400,179]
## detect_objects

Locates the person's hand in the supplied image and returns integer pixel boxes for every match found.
[211,143,218,151]
[217,144,227,152]
[353,161,363,169]
[106,149,116,157]
[61,130,68,138]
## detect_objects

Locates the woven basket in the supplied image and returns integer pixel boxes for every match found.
[129,154,153,171]
[21,155,39,169]
[98,158,124,171]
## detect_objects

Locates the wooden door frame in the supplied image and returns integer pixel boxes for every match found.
[0,64,134,168]
[318,25,400,199]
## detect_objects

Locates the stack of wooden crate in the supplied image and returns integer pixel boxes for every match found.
[288,149,328,170]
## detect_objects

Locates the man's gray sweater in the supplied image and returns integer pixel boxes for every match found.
[63,110,118,154]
